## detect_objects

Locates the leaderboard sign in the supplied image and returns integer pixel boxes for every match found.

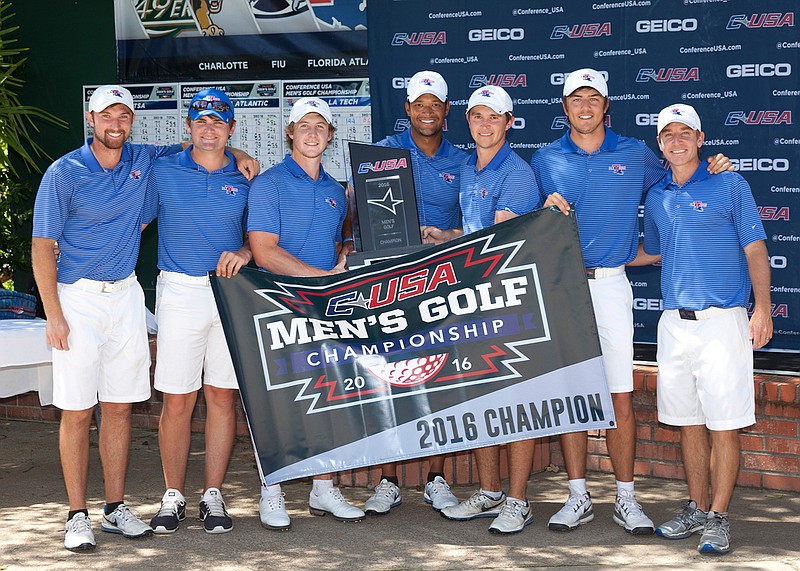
[368,1,800,352]
[82,81,371,182]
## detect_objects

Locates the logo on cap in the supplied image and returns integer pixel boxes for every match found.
[480,89,492,97]
[110,89,125,98]
[581,74,593,82]
[421,78,434,86]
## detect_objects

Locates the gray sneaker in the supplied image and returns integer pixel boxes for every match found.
[364,479,402,515]
[698,512,731,555]
[548,492,594,532]
[440,490,506,521]
[101,504,153,538]
[656,500,707,540]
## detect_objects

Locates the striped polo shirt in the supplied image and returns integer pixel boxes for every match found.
[644,166,766,310]
[147,147,250,277]
[377,130,467,230]
[460,142,540,235]
[531,129,666,268]
[32,139,180,284]
[248,154,347,271]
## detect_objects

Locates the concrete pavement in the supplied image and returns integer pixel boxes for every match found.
[1,419,798,570]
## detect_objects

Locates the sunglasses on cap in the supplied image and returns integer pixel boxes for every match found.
[189,99,232,113]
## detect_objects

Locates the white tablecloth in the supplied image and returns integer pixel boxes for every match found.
[0,318,53,405]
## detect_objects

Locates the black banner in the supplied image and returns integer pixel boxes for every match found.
[212,208,614,485]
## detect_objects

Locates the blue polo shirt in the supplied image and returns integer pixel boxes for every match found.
[460,142,540,235]
[643,165,765,310]
[248,155,347,271]
[377,130,466,230]
[147,148,250,277]
[32,140,181,284]
[531,129,666,267]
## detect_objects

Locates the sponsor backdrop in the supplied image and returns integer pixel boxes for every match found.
[211,209,614,484]
[368,0,800,352]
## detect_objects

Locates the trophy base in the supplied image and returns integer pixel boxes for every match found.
[347,245,432,269]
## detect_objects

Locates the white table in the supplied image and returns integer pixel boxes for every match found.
[0,318,53,405]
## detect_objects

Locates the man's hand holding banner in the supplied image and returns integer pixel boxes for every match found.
[212,208,614,485]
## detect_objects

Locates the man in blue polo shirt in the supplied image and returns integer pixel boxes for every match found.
[248,97,361,529]
[145,89,251,536]
[31,85,258,552]
[435,85,541,535]
[359,70,466,517]
[530,69,732,537]
[644,104,771,555]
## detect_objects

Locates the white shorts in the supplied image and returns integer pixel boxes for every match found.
[587,268,634,393]
[52,274,151,410]
[656,307,755,430]
[154,271,238,394]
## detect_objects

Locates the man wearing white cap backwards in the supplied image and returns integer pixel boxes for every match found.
[530,69,732,537]
[248,97,362,529]
[358,70,466,518]
[31,85,258,552]
[644,104,771,555]
[432,85,541,535]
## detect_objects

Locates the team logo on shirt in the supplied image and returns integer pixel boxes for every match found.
[440,172,456,184]
[223,184,239,196]
[690,200,707,212]
[609,164,626,175]
[481,188,489,199]
[130,170,142,180]
[326,197,338,208]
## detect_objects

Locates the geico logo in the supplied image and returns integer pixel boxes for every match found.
[636,18,698,32]
[551,70,609,85]
[757,206,791,221]
[511,117,525,129]
[770,256,787,269]
[732,158,789,171]
[726,63,792,78]
[635,113,660,126]
[633,298,664,311]
[468,28,524,41]
[392,77,410,89]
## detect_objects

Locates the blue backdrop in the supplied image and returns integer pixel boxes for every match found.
[367,0,800,352]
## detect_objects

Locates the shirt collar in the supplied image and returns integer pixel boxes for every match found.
[560,128,619,154]
[178,146,237,173]
[401,129,450,158]
[466,141,512,171]
[284,153,327,181]
[665,162,709,189]
[80,138,132,173]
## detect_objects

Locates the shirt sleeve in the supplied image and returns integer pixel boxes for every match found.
[642,144,667,194]
[729,173,767,249]
[529,151,550,207]
[642,191,661,255]
[497,167,541,215]
[32,162,70,240]
[246,174,282,235]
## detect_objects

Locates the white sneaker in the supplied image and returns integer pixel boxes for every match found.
[488,498,534,534]
[101,504,153,538]
[309,487,365,522]
[424,476,458,511]
[613,490,655,535]
[259,492,291,531]
[440,490,506,521]
[548,492,594,531]
[64,513,96,551]
[364,479,402,515]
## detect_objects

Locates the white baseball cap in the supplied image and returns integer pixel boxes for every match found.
[563,68,608,98]
[657,103,702,135]
[406,70,448,103]
[289,97,333,125]
[88,85,135,113]
[467,85,513,115]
